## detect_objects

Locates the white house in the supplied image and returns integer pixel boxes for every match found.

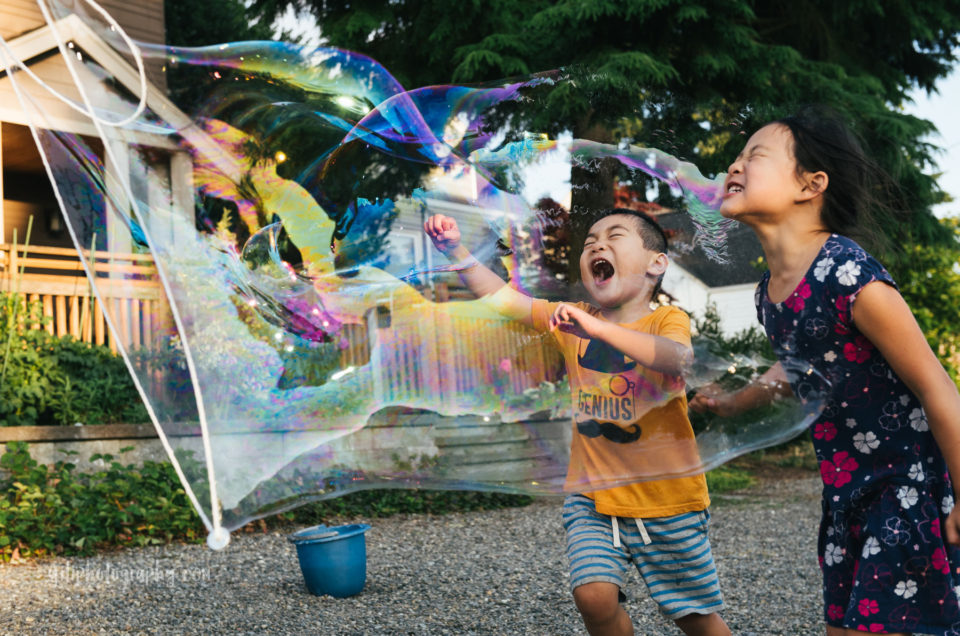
[659,213,765,336]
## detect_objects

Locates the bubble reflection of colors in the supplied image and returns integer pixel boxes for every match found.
[2,5,826,546]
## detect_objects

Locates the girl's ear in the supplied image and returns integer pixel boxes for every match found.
[648,252,668,277]
[798,171,829,202]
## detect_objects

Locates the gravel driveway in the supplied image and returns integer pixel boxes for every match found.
[1,474,824,635]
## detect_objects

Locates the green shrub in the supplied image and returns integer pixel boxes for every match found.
[0,292,148,426]
[891,218,960,384]
[0,443,534,559]
[0,442,203,560]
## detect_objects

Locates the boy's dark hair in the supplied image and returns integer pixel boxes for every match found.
[584,207,669,302]
[774,106,902,253]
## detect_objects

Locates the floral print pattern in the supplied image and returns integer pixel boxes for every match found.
[895,580,918,599]
[853,431,880,454]
[757,235,960,634]
[836,260,862,286]
[821,451,859,488]
[815,421,838,441]
[785,279,812,312]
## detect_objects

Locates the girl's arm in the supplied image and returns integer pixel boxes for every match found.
[549,303,692,376]
[688,362,793,416]
[853,281,960,545]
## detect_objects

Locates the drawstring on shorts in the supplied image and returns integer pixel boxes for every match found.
[611,515,651,547]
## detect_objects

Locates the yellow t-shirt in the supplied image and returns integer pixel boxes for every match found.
[531,300,710,518]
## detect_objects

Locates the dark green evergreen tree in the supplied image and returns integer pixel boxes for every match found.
[246,0,960,242]
[230,0,960,375]
[163,0,277,113]
[165,0,275,48]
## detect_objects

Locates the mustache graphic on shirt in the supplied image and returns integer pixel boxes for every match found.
[576,419,643,444]
[578,339,637,374]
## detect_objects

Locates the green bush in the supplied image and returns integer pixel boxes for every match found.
[0,443,534,560]
[0,293,148,426]
[691,302,772,365]
[891,218,960,384]
[0,442,203,560]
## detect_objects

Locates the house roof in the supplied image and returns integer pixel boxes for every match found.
[1,1,166,61]
[0,14,188,149]
[656,210,765,288]
[0,14,236,189]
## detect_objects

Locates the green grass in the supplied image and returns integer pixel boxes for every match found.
[705,465,756,493]
[272,489,533,528]
[743,434,819,471]
[705,436,819,500]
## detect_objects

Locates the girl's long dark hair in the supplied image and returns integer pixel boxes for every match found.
[775,106,905,253]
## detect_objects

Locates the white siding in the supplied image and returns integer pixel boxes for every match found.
[390,194,509,281]
[663,263,760,336]
[0,0,167,89]
[705,284,762,335]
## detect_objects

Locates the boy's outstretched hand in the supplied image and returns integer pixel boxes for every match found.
[549,303,602,339]
[424,214,461,254]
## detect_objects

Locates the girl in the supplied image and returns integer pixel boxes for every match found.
[690,108,960,636]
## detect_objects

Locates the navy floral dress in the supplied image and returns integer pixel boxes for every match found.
[756,234,960,635]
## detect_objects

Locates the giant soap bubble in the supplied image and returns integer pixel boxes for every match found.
[1,0,826,547]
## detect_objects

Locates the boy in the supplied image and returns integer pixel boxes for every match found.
[425,208,730,636]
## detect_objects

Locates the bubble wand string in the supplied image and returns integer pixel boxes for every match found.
[34,0,228,547]
[0,1,226,546]
[1,0,147,127]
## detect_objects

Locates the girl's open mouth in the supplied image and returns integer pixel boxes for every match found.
[723,182,744,199]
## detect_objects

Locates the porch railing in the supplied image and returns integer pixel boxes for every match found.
[0,244,564,399]
[0,243,167,353]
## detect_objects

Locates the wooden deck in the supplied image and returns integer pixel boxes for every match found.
[0,242,167,352]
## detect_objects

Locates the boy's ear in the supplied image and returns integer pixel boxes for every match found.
[798,171,829,201]
[648,252,668,277]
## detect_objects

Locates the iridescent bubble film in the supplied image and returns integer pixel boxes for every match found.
[2,1,827,544]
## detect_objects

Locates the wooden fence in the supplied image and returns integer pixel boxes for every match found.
[0,244,565,399]
[0,245,568,482]
[0,243,167,353]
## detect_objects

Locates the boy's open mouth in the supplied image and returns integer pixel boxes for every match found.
[591,258,615,282]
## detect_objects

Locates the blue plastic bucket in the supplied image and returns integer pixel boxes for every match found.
[288,523,371,598]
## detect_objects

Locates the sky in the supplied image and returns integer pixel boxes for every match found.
[908,67,960,218]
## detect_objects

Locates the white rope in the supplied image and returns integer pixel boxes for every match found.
[634,517,651,545]
[0,1,228,543]
[6,0,148,127]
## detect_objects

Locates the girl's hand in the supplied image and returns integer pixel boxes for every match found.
[424,214,461,254]
[549,303,601,339]
[689,384,739,417]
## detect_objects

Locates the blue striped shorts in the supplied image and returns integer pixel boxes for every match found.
[562,493,725,620]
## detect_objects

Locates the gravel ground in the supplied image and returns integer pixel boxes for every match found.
[0,475,824,635]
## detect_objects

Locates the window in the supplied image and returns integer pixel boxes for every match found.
[382,229,427,281]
